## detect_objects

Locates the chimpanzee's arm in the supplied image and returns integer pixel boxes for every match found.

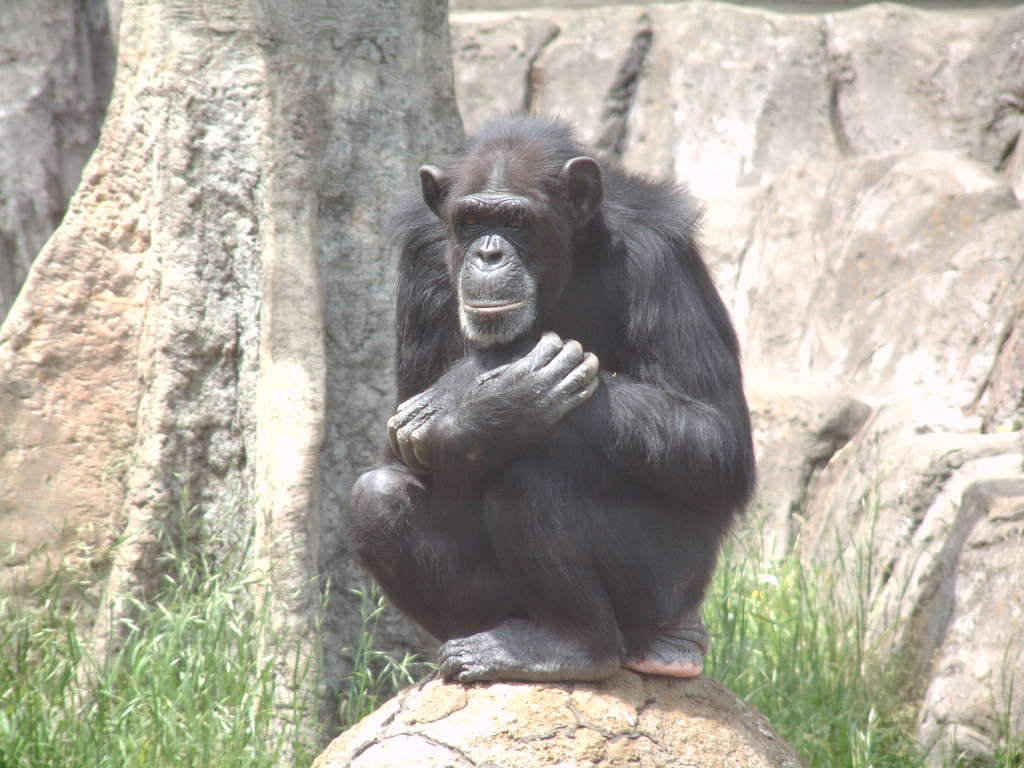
[569,371,754,510]
[564,234,755,511]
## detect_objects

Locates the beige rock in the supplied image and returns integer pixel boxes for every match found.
[624,3,835,198]
[800,403,1023,685]
[1007,137,1024,203]
[313,672,805,768]
[823,5,988,158]
[916,480,1024,767]
[727,164,834,376]
[976,267,1024,431]
[796,151,1023,405]
[452,12,561,135]
[795,404,1024,761]
[742,374,871,558]
[452,3,1023,198]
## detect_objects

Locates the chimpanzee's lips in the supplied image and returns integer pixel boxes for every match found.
[464,301,528,314]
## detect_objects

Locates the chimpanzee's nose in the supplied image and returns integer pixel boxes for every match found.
[472,236,508,269]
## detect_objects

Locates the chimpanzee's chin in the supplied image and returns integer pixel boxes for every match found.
[459,306,535,351]
[473,332,540,366]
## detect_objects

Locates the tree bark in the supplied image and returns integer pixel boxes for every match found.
[0,0,462,735]
[0,0,115,322]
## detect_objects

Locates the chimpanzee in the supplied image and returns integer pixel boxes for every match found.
[349,115,755,683]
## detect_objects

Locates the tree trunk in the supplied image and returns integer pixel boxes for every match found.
[0,0,462,735]
[0,0,115,322]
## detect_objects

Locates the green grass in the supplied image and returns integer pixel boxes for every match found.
[704,533,924,768]
[0,523,429,768]
[337,585,431,729]
[0,537,317,768]
[2,517,1018,768]
[703,476,1021,768]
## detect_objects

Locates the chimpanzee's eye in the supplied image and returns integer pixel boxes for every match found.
[506,212,525,229]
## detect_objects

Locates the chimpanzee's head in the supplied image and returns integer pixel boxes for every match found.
[418,119,603,348]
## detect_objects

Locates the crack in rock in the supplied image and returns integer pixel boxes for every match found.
[824,22,855,158]
[412,733,480,766]
[594,14,653,159]
[522,25,561,113]
[565,699,662,747]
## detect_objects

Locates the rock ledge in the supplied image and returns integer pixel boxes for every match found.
[313,670,804,768]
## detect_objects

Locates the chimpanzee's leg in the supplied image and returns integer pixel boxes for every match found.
[349,464,515,642]
[436,461,623,683]
[614,508,720,679]
[570,483,721,680]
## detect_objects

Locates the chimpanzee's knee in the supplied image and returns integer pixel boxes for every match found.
[348,464,423,563]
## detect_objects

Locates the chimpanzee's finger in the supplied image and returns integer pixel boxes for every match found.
[395,407,434,473]
[543,339,585,380]
[561,372,598,415]
[474,363,511,387]
[556,352,599,396]
[565,371,601,411]
[395,389,433,420]
[396,427,427,474]
[409,425,432,469]
[518,332,563,372]
[387,412,403,459]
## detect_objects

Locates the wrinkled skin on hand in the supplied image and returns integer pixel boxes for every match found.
[388,332,599,474]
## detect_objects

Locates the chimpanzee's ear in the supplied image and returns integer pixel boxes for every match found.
[559,156,603,226]
[419,165,450,220]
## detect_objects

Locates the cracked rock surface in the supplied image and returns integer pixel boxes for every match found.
[313,671,804,768]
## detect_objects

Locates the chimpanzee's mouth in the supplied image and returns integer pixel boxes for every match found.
[464,301,528,315]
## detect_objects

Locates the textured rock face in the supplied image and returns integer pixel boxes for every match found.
[915,480,1024,766]
[745,375,871,559]
[450,2,1024,761]
[313,671,805,768]
[782,151,1021,405]
[799,404,1024,766]
[455,3,1023,202]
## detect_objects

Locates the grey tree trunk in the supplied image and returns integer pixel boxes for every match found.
[0,0,462,737]
[0,0,116,322]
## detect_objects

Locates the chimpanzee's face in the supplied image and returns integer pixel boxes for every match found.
[447,190,544,346]
[419,149,602,348]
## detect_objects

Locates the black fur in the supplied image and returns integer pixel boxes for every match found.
[350,115,754,683]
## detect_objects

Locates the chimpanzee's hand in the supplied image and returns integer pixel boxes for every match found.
[469,332,600,431]
[387,382,452,474]
[388,333,599,473]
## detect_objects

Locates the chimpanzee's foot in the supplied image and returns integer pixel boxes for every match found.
[438,618,620,683]
[623,612,709,678]
[623,635,704,678]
